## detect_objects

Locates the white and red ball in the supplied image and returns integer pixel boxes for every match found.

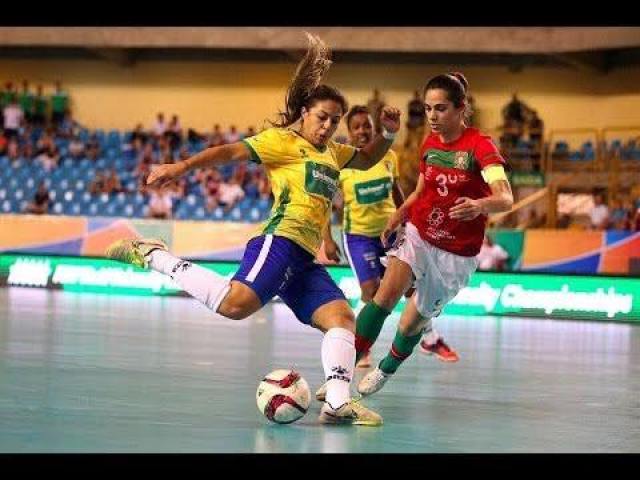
[256,369,311,424]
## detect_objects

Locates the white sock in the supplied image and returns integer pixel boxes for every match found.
[422,318,440,345]
[148,250,230,312]
[321,327,355,410]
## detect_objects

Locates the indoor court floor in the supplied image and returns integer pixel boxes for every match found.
[1,287,639,453]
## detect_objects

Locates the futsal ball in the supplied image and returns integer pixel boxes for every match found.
[256,369,311,424]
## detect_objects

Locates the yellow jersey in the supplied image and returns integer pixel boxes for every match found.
[339,150,398,237]
[243,128,357,255]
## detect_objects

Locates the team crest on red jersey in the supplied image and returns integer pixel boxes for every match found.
[454,151,470,170]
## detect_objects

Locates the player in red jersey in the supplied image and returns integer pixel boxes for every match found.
[355,72,514,396]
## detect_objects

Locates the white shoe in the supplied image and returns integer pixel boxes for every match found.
[315,382,328,402]
[318,399,383,426]
[357,367,392,397]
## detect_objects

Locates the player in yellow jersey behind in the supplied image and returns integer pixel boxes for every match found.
[322,105,459,374]
[105,33,400,426]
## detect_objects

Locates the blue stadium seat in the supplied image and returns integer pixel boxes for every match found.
[0,188,6,201]
[87,203,99,216]
[123,204,135,217]
[13,189,25,201]
[249,207,261,222]
[69,203,82,216]
[229,206,242,221]
[52,202,63,215]
[1,199,12,213]
[192,206,206,220]
[211,206,224,221]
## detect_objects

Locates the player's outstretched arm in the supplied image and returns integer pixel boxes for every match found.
[147,142,251,188]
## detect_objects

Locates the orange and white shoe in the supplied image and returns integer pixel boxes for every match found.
[419,337,459,363]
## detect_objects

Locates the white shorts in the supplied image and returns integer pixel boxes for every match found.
[386,222,478,318]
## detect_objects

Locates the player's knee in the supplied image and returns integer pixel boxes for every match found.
[217,300,250,320]
[321,312,355,332]
[360,281,380,303]
[399,316,430,336]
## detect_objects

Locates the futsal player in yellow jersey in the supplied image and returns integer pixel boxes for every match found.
[106,34,400,426]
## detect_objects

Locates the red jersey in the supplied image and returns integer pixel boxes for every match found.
[409,127,505,257]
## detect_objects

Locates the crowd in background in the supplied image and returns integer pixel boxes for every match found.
[3,81,640,235]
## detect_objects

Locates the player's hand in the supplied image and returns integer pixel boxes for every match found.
[381,210,404,248]
[380,106,401,134]
[324,239,341,263]
[449,197,484,221]
[147,162,188,188]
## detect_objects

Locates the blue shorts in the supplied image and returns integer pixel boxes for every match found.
[232,235,346,325]
[342,233,388,284]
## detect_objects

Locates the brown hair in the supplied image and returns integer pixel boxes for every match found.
[271,33,347,128]
[424,71,472,119]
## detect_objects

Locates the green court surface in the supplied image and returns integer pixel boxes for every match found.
[1,287,639,453]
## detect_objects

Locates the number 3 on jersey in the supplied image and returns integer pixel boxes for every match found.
[435,173,458,197]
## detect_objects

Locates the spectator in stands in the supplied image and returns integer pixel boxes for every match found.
[152,112,167,139]
[147,185,176,220]
[500,94,530,149]
[58,109,79,139]
[178,146,190,161]
[89,171,107,194]
[86,134,101,162]
[527,110,544,170]
[131,123,149,145]
[516,208,546,229]
[158,135,173,163]
[0,81,17,128]
[50,80,69,127]
[135,158,154,190]
[167,114,183,150]
[367,88,385,134]
[208,124,225,147]
[466,93,477,126]
[6,138,19,162]
[634,206,640,232]
[0,128,6,155]
[3,97,23,139]
[589,191,610,230]
[170,177,187,199]
[203,168,223,212]
[224,125,242,144]
[35,144,59,172]
[257,169,271,201]
[232,162,248,188]
[25,181,50,214]
[476,235,509,271]
[104,169,124,194]
[22,141,34,160]
[32,85,48,127]
[69,135,85,159]
[36,128,55,154]
[218,178,245,213]
[404,90,426,149]
[18,80,34,124]
[609,197,631,230]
